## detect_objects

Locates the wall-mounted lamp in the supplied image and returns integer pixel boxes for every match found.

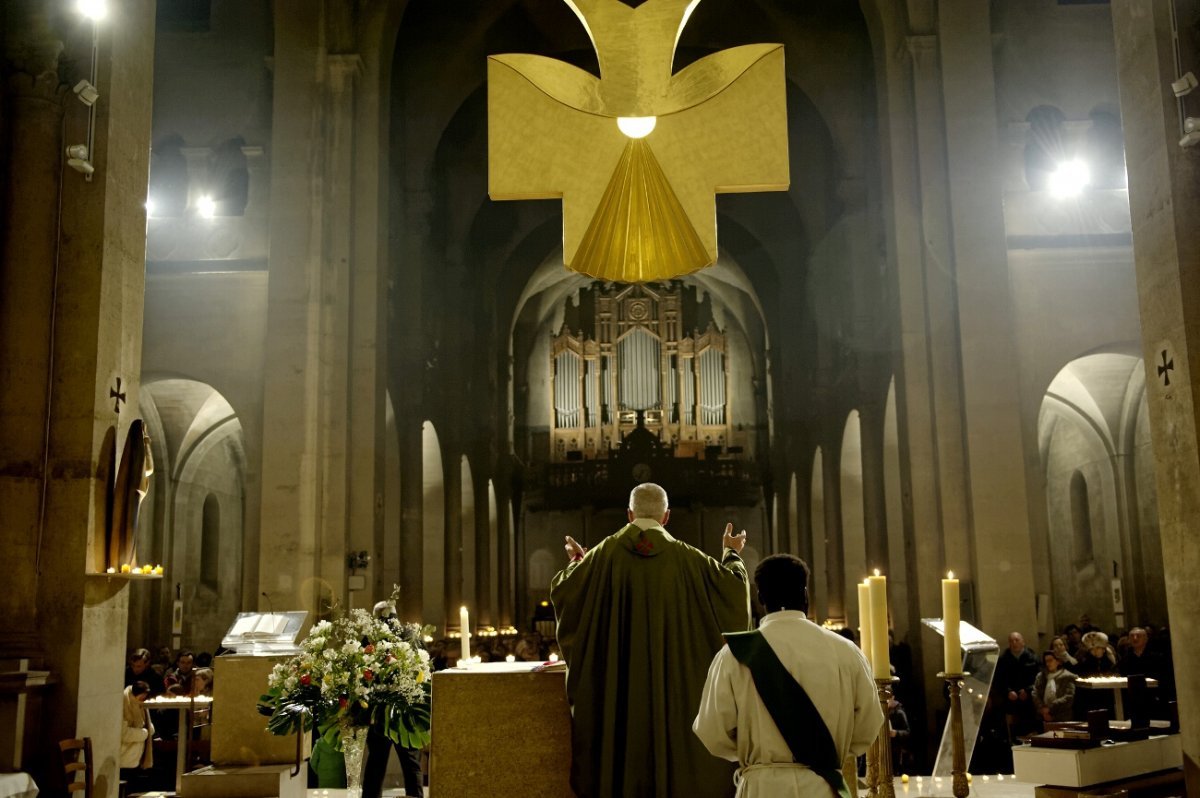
[347,550,371,571]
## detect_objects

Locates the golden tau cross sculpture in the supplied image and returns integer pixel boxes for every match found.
[488,0,790,283]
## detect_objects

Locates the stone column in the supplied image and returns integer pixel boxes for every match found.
[822,445,847,621]
[859,399,889,571]
[444,451,463,631]
[258,6,366,614]
[30,0,154,792]
[937,2,1038,642]
[0,6,66,662]
[1111,1,1200,790]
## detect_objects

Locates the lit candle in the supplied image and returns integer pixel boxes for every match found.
[459,606,471,660]
[106,567,115,574]
[857,580,873,668]
[505,654,515,663]
[153,564,164,576]
[120,563,131,574]
[942,571,962,675]
[549,653,559,662]
[867,570,890,679]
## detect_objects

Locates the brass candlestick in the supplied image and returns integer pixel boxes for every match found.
[941,672,970,798]
[866,733,880,797]
[876,676,899,798]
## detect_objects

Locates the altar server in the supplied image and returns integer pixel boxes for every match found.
[552,482,751,798]
[693,554,882,798]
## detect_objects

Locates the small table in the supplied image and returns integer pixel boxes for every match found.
[0,773,38,798]
[145,695,213,792]
[1074,677,1157,721]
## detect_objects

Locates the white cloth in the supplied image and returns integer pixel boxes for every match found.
[0,773,38,798]
[693,611,883,798]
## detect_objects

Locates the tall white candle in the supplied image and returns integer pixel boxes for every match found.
[857,580,873,668]
[867,570,890,680]
[460,605,471,661]
[942,572,962,675]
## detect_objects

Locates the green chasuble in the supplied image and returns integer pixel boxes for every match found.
[551,521,751,798]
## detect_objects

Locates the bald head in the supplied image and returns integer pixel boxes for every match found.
[628,483,669,522]
[1009,632,1025,655]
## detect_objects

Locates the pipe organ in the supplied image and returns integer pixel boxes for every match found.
[549,282,737,462]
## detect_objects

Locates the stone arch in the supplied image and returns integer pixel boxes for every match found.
[134,377,245,653]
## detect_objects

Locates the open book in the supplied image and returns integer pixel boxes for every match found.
[229,613,290,639]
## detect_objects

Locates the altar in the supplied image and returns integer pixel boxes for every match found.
[429,662,574,797]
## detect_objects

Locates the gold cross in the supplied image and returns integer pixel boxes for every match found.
[488,0,789,283]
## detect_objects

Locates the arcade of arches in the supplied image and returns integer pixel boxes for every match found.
[3,0,1200,793]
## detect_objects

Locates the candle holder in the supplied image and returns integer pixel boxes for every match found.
[866,734,880,797]
[939,672,970,798]
[875,676,899,798]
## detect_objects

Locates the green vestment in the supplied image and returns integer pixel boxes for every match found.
[551,521,751,798]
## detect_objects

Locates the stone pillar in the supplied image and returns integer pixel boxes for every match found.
[444,450,463,631]
[937,2,1038,643]
[1111,1,1200,790]
[859,399,889,571]
[475,474,494,626]
[258,5,369,614]
[0,5,66,661]
[822,445,847,621]
[21,0,153,791]
[399,418,424,621]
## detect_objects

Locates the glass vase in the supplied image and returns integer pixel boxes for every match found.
[341,723,368,798]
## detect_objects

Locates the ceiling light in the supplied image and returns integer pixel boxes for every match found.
[617,116,657,139]
[1047,159,1091,199]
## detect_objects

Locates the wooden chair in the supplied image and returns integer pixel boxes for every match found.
[59,737,93,798]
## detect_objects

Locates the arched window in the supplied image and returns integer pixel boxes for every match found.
[201,493,220,588]
[1024,106,1066,191]
[1087,111,1127,189]
[212,137,250,216]
[1069,471,1095,569]
[148,134,189,217]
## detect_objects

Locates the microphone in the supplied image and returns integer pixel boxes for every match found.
[261,591,275,615]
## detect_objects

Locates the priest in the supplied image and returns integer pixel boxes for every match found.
[692,554,882,797]
[551,482,751,798]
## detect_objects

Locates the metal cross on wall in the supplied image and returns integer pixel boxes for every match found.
[487,0,790,283]
[110,377,127,413]
[1157,350,1174,387]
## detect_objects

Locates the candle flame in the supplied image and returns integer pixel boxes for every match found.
[873,568,881,577]
[461,606,468,612]
[947,570,954,580]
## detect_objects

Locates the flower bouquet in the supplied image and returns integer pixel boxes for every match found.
[257,606,433,788]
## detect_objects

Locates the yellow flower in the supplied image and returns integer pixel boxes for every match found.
[417,670,426,684]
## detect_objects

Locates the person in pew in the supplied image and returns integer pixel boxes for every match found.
[692,554,881,798]
[551,482,751,798]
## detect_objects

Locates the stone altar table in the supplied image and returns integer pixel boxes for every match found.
[430,662,574,797]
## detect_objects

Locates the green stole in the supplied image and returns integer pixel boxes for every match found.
[724,630,852,798]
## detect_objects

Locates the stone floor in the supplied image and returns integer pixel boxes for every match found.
[303,777,1039,798]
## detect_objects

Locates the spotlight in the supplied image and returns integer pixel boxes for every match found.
[73,79,100,107]
[617,116,657,139]
[75,0,107,20]
[196,195,216,219]
[1047,159,1091,199]
[65,144,93,175]
[1172,72,1198,98]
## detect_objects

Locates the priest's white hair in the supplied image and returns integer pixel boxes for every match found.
[629,483,669,520]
